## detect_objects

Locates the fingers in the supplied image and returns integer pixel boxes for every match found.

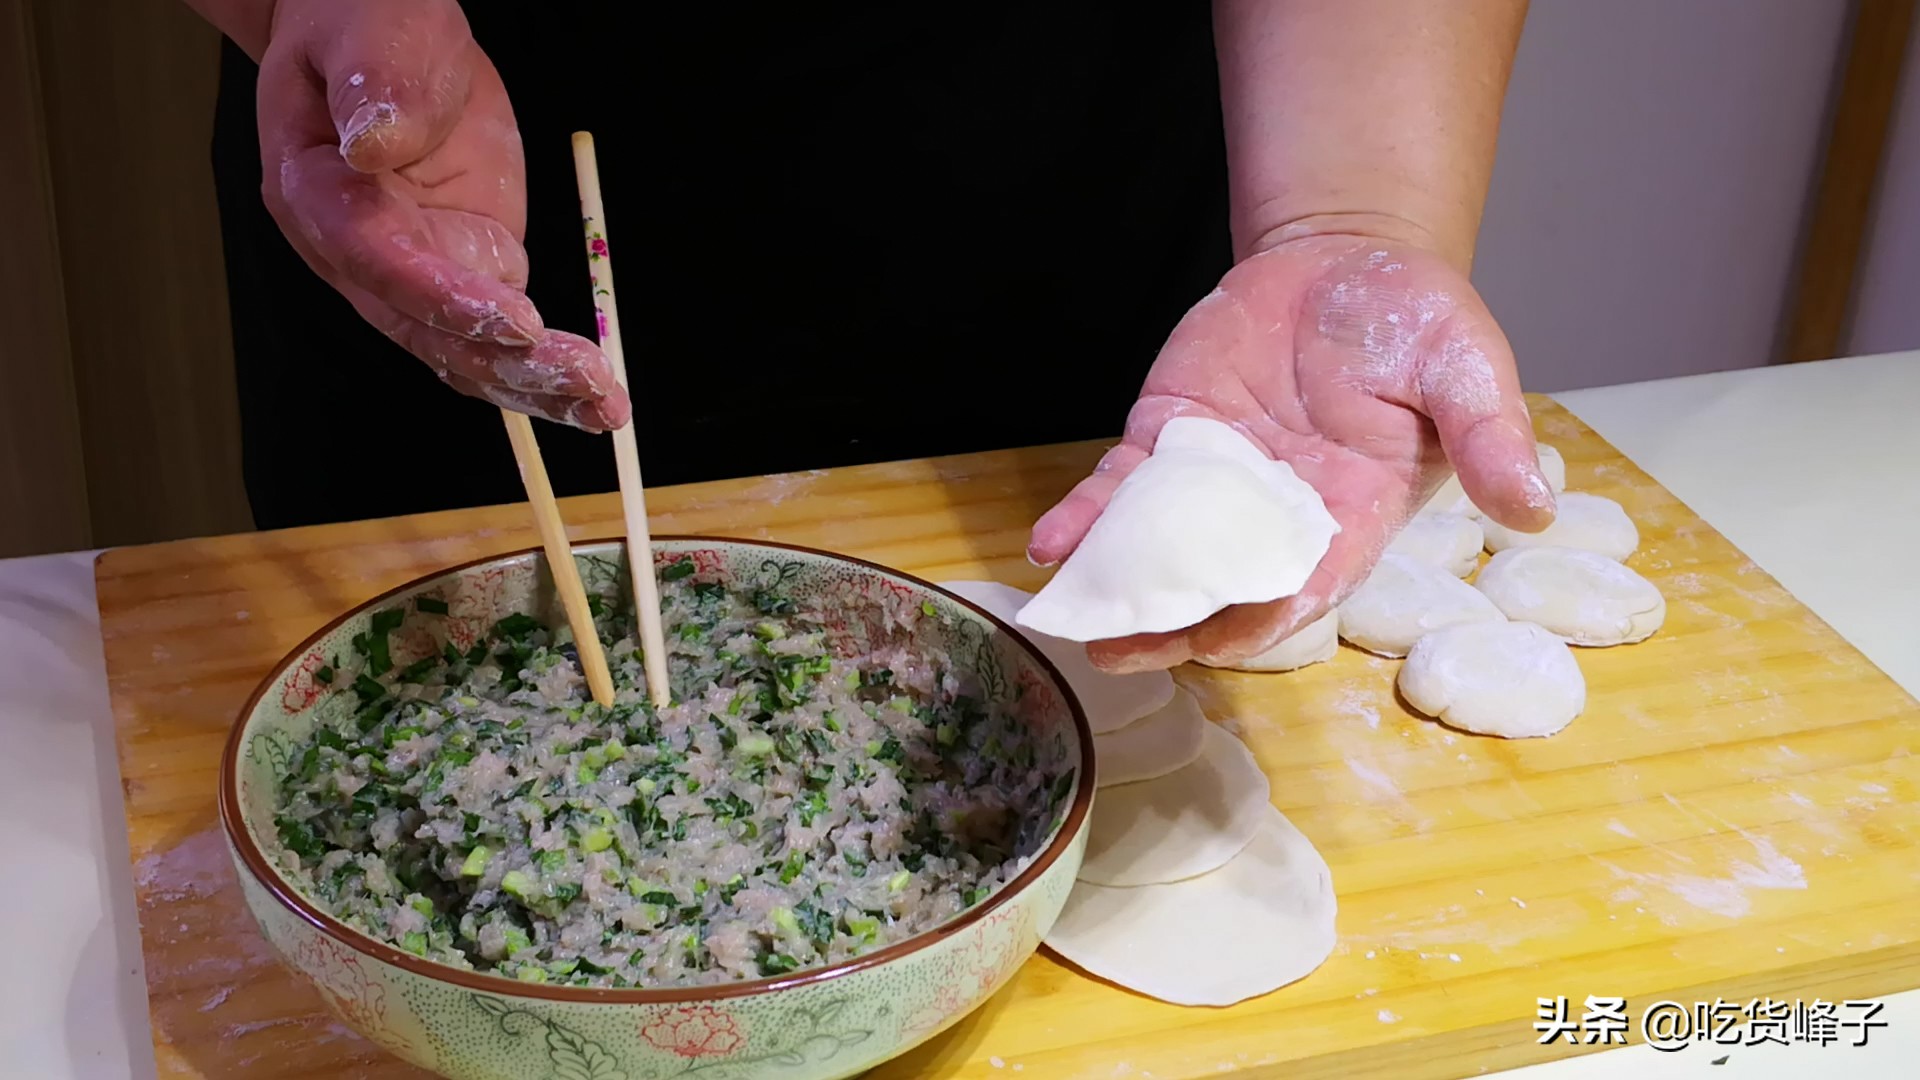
[441,372,632,433]
[1026,394,1220,566]
[1417,307,1555,532]
[1026,443,1149,566]
[312,4,475,174]
[423,209,529,287]
[278,145,544,344]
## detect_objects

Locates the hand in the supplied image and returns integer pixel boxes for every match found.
[255,0,629,430]
[1028,233,1554,672]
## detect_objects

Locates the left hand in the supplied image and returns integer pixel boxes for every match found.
[1027,232,1555,673]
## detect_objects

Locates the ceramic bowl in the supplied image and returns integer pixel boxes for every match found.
[220,537,1092,1080]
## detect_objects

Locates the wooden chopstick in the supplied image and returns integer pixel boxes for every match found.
[499,409,618,707]
[572,131,672,708]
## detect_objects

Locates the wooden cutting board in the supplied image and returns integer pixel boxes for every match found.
[100,397,1920,1079]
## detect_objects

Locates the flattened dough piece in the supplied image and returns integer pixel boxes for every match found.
[1398,621,1585,738]
[1387,512,1484,577]
[1093,686,1209,787]
[1017,417,1340,642]
[1536,443,1567,493]
[1079,722,1271,886]
[1482,491,1638,561]
[1337,553,1505,658]
[1046,805,1336,1007]
[940,580,1175,733]
[1201,609,1337,673]
[1418,472,1472,517]
[1417,442,1566,517]
[1474,546,1666,645]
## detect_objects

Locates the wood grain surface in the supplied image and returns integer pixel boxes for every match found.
[99,398,1920,1079]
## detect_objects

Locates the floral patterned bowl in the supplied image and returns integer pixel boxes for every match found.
[220,537,1093,1080]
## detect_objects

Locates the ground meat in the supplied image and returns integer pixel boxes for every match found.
[266,560,1071,989]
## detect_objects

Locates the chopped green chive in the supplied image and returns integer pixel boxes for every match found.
[460,846,491,877]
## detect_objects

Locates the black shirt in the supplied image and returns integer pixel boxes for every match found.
[212,4,1231,529]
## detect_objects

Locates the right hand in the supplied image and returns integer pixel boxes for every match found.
[255,0,629,431]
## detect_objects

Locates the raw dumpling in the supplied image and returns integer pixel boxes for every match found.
[1202,609,1338,673]
[1045,805,1336,1007]
[940,580,1175,733]
[1482,492,1638,561]
[1398,621,1586,738]
[1474,546,1666,646]
[1337,553,1505,658]
[1386,512,1483,577]
[1093,686,1209,786]
[1078,722,1271,886]
[1417,442,1565,517]
[1017,417,1339,642]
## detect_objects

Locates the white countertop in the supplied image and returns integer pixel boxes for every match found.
[3,351,1915,1079]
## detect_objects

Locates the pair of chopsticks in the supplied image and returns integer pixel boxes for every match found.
[495,133,671,710]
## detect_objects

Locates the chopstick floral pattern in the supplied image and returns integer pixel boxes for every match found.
[585,215,612,342]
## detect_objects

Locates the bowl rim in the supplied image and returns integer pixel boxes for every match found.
[218,534,1096,1005]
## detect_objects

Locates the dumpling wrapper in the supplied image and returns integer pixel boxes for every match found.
[1093,685,1209,786]
[1046,805,1336,1007]
[1017,417,1339,643]
[1481,491,1638,562]
[939,580,1174,734]
[1386,511,1484,578]
[1079,721,1271,886]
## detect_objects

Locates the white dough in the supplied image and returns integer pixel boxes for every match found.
[1536,443,1567,493]
[1417,442,1565,517]
[1482,491,1638,561]
[1078,722,1271,886]
[1093,686,1209,786]
[1386,512,1484,577]
[1017,417,1340,642]
[1474,546,1667,646]
[1201,609,1338,673]
[939,580,1175,734]
[1336,553,1505,658]
[1398,621,1586,738]
[1418,472,1473,517]
[1045,805,1336,1007]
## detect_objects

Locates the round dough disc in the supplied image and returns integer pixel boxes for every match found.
[1337,553,1505,658]
[1398,621,1586,738]
[1079,722,1271,886]
[1482,491,1638,561]
[1045,805,1336,1007]
[1537,443,1568,493]
[1418,442,1565,517]
[1093,686,1209,787]
[1474,546,1666,645]
[940,580,1175,733]
[1202,609,1338,673]
[1386,512,1484,578]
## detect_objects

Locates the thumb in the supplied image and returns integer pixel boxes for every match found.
[1417,304,1556,532]
[317,7,475,172]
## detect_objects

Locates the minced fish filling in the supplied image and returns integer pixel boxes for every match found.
[269,559,1069,989]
